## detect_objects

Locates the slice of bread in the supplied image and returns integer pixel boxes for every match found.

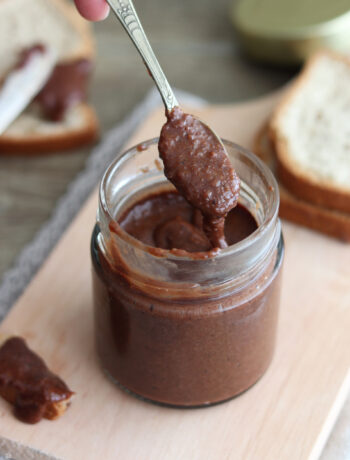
[255,123,350,241]
[269,51,350,214]
[0,103,98,154]
[0,0,94,75]
[0,0,98,154]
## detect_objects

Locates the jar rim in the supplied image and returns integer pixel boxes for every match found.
[99,137,279,262]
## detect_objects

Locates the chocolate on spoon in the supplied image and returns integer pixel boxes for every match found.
[159,107,240,248]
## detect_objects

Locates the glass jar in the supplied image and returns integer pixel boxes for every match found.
[91,138,284,407]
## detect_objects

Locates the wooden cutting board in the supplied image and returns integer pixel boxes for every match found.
[1,90,350,460]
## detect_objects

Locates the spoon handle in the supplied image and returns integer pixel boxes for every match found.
[106,0,178,112]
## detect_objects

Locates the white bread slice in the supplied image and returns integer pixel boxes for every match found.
[0,0,94,75]
[0,103,98,154]
[0,0,98,154]
[270,51,350,214]
[255,122,350,242]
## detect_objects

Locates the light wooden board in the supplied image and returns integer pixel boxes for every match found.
[1,91,350,460]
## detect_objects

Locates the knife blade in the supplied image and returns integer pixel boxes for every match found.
[0,47,56,135]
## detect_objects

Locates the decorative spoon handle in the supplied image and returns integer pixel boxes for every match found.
[106,0,178,112]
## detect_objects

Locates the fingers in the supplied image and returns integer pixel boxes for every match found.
[74,0,110,21]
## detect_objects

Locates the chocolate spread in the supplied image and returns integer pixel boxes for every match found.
[3,44,92,122]
[92,190,283,406]
[92,216,282,406]
[0,337,73,424]
[35,59,92,121]
[159,107,240,248]
[119,191,257,252]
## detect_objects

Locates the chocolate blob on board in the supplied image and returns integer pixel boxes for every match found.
[35,58,92,121]
[119,191,257,253]
[158,106,240,248]
[0,337,73,424]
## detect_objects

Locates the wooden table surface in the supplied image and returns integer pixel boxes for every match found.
[0,0,294,279]
[2,97,350,460]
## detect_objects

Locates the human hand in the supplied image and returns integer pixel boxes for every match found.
[74,0,110,21]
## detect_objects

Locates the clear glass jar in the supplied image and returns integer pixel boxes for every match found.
[91,138,284,407]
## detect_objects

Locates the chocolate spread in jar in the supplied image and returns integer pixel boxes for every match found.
[92,103,283,406]
[35,59,92,121]
[0,337,73,424]
[93,197,282,405]
[158,107,240,248]
[119,191,257,253]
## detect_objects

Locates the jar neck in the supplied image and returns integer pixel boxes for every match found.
[96,138,281,297]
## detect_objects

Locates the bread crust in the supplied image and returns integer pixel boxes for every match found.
[269,50,350,214]
[0,104,99,154]
[255,122,350,241]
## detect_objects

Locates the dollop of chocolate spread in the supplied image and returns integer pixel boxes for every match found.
[35,59,92,121]
[119,191,257,253]
[158,106,240,248]
[0,337,73,424]
[155,217,211,252]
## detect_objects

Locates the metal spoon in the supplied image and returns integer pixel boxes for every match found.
[106,0,240,250]
[106,0,178,112]
[106,0,234,152]
[105,0,234,165]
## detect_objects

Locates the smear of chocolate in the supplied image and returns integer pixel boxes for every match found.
[0,337,73,424]
[119,191,257,254]
[35,59,92,121]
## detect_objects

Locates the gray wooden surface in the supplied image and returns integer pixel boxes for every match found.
[0,0,294,279]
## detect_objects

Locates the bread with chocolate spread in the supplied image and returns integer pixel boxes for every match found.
[0,0,98,153]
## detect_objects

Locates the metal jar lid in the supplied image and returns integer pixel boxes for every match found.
[230,0,350,65]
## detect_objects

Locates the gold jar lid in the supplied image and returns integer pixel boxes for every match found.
[230,0,350,65]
